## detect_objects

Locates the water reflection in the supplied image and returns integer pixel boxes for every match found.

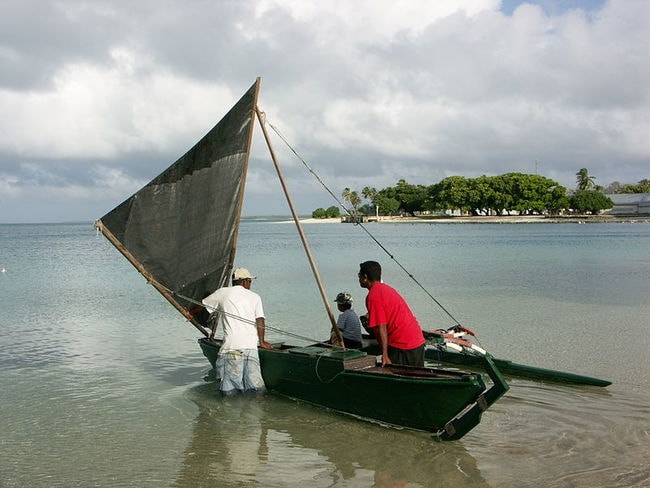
[175,384,490,488]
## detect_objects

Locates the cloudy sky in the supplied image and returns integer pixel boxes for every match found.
[1,0,648,223]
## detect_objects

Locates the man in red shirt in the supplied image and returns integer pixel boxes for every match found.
[358,260,425,367]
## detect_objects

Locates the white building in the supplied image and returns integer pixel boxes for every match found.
[605,193,650,215]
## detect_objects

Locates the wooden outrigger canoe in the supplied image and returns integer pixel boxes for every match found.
[97,78,510,441]
[199,337,509,440]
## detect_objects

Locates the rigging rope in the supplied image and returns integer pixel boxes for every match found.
[172,290,340,348]
[265,118,462,326]
[174,290,351,384]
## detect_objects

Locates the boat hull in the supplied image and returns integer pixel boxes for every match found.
[198,338,508,440]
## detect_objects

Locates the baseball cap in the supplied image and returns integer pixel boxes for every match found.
[334,292,353,304]
[233,268,256,280]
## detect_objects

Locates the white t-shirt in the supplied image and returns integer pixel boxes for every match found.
[202,285,265,351]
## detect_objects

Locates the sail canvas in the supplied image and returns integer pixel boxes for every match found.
[98,80,260,319]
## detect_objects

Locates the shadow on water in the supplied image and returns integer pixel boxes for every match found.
[174,383,491,488]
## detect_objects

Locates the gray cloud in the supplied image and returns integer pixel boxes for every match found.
[0,0,648,223]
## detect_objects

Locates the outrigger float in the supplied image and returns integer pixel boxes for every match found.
[421,327,611,387]
[362,325,610,387]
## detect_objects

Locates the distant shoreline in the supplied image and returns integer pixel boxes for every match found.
[296,214,650,224]
[2,215,647,226]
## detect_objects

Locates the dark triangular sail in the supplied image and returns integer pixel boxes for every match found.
[97,79,260,333]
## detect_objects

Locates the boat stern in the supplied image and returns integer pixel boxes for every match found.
[433,354,509,441]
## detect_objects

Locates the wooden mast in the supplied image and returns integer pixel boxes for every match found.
[224,77,262,289]
[255,106,345,348]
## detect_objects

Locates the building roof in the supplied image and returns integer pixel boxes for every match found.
[606,193,650,205]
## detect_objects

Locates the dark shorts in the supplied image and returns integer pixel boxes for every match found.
[344,338,363,349]
[387,344,425,367]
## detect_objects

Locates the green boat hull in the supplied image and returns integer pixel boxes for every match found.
[198,338,508,440]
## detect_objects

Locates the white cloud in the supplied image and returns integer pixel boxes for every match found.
[0,48,235,159]
[0,0,649,222]
[257,0,500,41]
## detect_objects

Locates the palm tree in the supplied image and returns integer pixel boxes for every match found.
[342,188,361,215]
[576,168,596,192]
[362,186,377,201]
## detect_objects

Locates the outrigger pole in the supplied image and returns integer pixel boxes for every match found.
[255,105,345,348]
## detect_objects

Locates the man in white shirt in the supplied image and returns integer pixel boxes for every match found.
[202,267,273,394]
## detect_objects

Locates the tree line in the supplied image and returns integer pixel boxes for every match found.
[312,169,649,219]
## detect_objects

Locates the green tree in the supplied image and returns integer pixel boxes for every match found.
[342,188,362,215]
[359,172,570,217]
[360,186,379,215]
[489,175,515,214]
[637,178,650,192]
[466,176,498,215]
[427,173,567,216]
[570,191,613,214]
[544,183,570,214]
[497,173,567,215]
[427,176,472,214]
[312,206,341,218]
[358,203,375,216]
[325,205,340,218]
[362,186,377,201]
[399,180,428,215]
[622,178,650,193]
[373,192,400,216]
[604,181,624,194]
[576,168,596,192]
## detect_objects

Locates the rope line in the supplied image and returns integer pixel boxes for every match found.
[266,119,461,326]
[315,353,345,384]
[173,290,339,348]
[175,289,352,381]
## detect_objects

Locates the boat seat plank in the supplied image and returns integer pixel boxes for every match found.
[343,355,378,370]
[287,346,331,356]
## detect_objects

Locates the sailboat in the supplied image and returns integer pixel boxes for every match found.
[95,78,508,440]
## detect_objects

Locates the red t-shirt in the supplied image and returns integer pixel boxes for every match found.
[366,282,425,350]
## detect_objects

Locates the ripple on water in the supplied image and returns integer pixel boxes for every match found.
[463,380,650,487]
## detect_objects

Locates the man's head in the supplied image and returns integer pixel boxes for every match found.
[358,261,381,289]
[232,267,255,288]
[334,292,353,310]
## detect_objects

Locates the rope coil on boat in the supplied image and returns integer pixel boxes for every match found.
[314,354,346,384]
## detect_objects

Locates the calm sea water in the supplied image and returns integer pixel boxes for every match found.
[1,220,649,487]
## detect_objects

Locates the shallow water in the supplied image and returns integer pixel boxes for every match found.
[1,221,649,487]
